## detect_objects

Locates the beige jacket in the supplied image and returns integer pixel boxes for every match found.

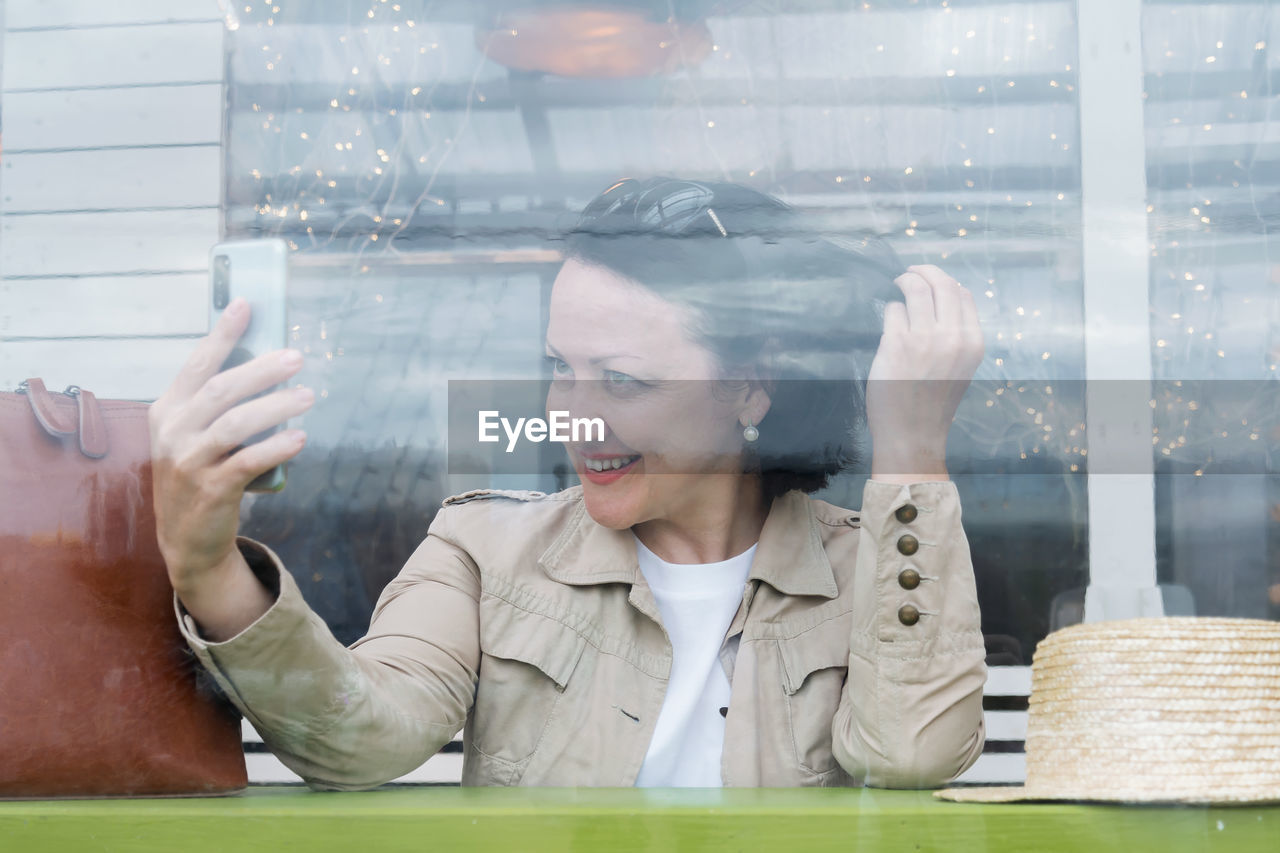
[176,479,986,789]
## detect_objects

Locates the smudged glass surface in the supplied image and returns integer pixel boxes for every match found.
[224,1,1089,652]
[1142,1,1280,623]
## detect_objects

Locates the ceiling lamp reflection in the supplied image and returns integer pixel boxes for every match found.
[476,5,712,78]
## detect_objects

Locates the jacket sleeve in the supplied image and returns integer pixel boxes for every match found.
[831,479,987,788]
[174,506,481,791]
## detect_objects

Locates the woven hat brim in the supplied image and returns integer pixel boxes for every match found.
[934,786,1280,806]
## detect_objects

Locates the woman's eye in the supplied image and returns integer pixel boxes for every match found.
[544,355,571,377]
[603,370,636,386]
[602,370,649,396]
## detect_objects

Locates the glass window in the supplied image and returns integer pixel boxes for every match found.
[1142,1,1279,622]
[224,2,1090,657]
[6,0,1280,808]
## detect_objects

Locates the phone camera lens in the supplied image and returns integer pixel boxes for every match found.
[212,255,231,309]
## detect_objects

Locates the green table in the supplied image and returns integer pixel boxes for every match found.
[2,786,1275,852]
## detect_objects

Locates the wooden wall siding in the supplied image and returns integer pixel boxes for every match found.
[5,0,223,30]
[1,209,221,277]
[3,85,223,151]
[0,274,208,338]
[0,337,201,400]
[3,24,223,90]
[4,148,222,211]
[1,2,224,400]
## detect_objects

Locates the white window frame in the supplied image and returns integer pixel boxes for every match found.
[1077,0,1164,620]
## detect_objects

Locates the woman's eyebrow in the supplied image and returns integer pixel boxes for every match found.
[544,342,642,364]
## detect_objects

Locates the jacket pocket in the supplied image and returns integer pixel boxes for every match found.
[471,594,587,765]
[778,616,851,775]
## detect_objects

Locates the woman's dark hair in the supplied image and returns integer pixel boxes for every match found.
[561,177,905,502]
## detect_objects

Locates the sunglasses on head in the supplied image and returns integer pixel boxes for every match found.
[578,178,729,238]
[576,177,908,283]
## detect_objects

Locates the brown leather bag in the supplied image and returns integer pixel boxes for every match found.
[0,379,247,798]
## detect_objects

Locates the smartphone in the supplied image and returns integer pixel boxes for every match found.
[208,238,290,492]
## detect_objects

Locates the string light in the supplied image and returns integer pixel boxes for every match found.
[220,0,1274,481]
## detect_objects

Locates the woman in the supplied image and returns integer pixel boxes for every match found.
[150,178,987,789]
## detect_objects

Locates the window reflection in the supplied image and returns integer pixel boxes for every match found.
[1142,1,1279,622]
[226,2,1092,655]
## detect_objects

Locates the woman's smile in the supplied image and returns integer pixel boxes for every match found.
[579,452,642,483]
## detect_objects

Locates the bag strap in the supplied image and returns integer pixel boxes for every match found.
[20,378,111,459]
[21,378,76,437]
[71,386,109,459]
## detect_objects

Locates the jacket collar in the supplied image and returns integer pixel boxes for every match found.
[538,488,839,599]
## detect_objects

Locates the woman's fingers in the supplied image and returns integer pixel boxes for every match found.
[955,283,985,367]
[190,384,315,469]
[898,265,984,369]
[175,347,305,434]
[881,299,909,339]
[893,270,937,331]
[875,264,985,382]
[163,299,252,405]
[908,264,963,326]
[217,427,308,491]
[911,264,985,370]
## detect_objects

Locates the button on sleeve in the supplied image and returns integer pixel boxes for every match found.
[852,479,982,643]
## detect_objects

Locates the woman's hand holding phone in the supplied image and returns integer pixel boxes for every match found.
[149,297,315,640]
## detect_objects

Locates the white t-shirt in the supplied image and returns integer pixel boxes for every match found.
[633,535,756,787]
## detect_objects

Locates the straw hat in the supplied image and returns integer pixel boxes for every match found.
[936,617,1280,805]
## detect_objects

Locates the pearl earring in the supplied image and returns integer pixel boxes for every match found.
[743,419,759,443]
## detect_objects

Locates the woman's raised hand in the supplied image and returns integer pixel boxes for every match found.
[148,298,314,637]
[865,264,985,483]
